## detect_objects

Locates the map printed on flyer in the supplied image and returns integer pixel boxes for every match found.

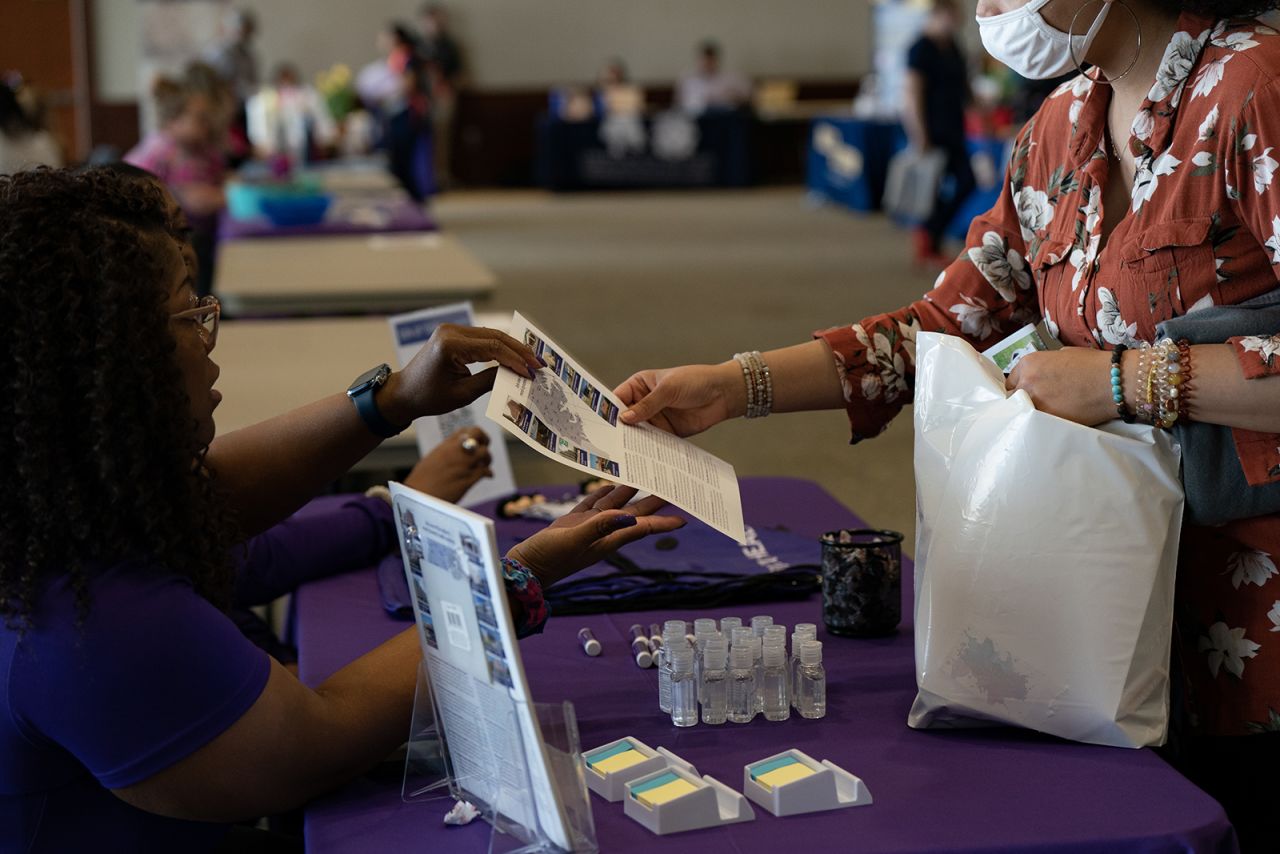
[486,312,747,543]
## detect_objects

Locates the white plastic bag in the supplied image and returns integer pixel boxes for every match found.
[882,147,946,222]
[907,333,1184,748]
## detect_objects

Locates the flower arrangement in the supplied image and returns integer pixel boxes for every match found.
[316,63,357,121]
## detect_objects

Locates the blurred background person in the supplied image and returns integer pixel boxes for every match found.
[246,63,339,165]
[183,60,242,165]
[205,9,259,107]
[386,53,434,202]
[126,77,225,296]
[597,58,629,92]
[204,8,259,164]
[355,23,412,115]
[677,40,752,115]
[595,58,644,116]
[902,0,974,268]
[0,77,61,174]
[417,3,465,189]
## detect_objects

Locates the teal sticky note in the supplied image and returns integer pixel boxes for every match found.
[749,755,800,780]
[586,740,634,766]
[629,771,681,797]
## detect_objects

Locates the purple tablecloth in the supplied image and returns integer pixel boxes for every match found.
[218,196,436,241]
[295,476,1236,853]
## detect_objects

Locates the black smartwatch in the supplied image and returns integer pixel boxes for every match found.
[346,363,406,439]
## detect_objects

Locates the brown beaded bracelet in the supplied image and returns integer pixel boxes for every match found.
[1173,338,1194,423]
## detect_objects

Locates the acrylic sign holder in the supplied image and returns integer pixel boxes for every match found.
[741,749,872,817]
[582,737,696,802]
[622,764,755,835]
[402,661,599,853]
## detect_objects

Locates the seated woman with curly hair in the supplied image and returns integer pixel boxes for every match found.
[0,168,682,853]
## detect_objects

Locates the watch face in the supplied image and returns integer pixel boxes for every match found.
[349,364,390,395]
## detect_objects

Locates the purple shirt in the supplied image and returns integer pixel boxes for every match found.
[1,564,270,853]
[234,494,397,607]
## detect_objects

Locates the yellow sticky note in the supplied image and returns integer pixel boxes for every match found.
[637,778,699,807]
[756,763,817,791]
[591,749,648,776]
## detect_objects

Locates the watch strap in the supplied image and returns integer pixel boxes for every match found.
[351,384,404,439]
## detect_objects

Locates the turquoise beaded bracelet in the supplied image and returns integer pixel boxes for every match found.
[1111,344,1135,424]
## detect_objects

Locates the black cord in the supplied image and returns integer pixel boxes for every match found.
[543,553,822,616]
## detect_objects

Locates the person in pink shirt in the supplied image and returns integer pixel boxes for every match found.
[127,77,226,295]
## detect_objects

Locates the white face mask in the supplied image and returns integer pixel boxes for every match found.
[977,0,1112,80]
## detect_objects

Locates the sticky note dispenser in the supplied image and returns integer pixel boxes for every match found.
[582,737,694,802]
[623,765,755,835]
[742,749,872,817]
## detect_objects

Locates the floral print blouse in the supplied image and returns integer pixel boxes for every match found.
[817,11,1280,736]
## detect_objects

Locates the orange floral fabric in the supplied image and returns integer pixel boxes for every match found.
[817,12,1280,735]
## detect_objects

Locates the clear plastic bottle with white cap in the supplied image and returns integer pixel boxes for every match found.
[796,639,827,720]
[790,624,817,708]
[658,620,686,714]
[727,643,757,723]
[749,635,766,713]
[669,644,699,728]
[700,638,729,725]
[760,639,791,721]
[763,624,787,652]
[692,618,717,702]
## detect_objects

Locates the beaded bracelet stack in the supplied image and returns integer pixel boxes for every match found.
[733,350,773,419]
[1108,338,1193,429]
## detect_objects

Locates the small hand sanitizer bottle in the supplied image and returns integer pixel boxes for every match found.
[796,640,827,720]
[760,639,790,721]
[692,618,717,703]
[658,620,686,714]
[728,643,757,724]
[700,638,729,725]
[669,644,699,728]
[789,624,817,709]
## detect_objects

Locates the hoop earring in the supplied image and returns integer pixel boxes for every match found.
[1068,0,1142,84]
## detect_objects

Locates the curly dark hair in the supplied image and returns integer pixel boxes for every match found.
[1158,0,1280,18]
[0,168,237,630]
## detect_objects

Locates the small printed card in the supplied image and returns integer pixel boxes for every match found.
[981,321,1062,375]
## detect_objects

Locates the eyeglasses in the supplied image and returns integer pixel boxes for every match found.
[170,294,220,350]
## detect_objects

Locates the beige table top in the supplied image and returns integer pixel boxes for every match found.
[214,232,497,316]
[214,312,510,471]
[304,160,400,194]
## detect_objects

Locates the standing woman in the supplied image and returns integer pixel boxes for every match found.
[0,169,681,852]
[617,0,1280,847]
[902,0,976,268]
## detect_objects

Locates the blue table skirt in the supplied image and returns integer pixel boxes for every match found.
[806,116,1012,240]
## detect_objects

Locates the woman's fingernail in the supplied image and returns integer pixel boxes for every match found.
[621,410,635,422]
[611,514,637,530]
